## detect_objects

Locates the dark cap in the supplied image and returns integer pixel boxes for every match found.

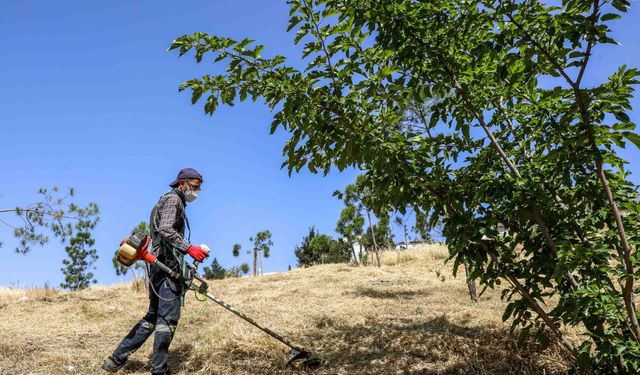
[169,168,203,187]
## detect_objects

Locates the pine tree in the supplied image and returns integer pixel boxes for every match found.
[203,257,226,280]
[294,226,319,266]
[0,186,96,254]
[112,221,148,278]
[60,203,99,290]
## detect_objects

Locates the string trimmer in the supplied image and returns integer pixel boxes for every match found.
[116,232,323,369]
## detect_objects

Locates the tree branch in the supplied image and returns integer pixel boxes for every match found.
[576,0,600,87]
[504,11,576,89]
[0,208,80,221]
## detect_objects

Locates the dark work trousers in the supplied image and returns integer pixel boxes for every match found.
[110,266,182,374]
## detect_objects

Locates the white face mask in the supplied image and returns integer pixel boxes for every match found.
[184,189,198,202]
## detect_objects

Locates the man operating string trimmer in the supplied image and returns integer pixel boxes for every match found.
[102,168,210,375]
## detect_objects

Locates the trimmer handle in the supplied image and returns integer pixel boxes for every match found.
[193,244,211,268]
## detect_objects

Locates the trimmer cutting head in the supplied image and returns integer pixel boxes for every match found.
[286,348,324,369]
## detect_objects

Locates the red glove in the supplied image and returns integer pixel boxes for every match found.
[187,244,209,262]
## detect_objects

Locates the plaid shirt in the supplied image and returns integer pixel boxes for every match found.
[150,190,190,257]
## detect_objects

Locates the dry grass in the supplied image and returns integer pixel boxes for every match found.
[0,245,575,374]
[379,244,449,266]
[0,283,61,302]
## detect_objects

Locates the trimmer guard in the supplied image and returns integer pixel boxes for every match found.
[286,348,324,369]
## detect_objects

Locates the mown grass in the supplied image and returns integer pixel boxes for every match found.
[0,245,575,374]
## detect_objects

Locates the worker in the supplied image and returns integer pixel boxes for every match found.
[102,168,210,375]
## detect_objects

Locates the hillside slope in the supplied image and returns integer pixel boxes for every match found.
[0,246,573,374]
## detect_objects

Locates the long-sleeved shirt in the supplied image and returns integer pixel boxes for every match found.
[150,189,190,272]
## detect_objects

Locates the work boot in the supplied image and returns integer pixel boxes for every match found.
[101,356,125,373]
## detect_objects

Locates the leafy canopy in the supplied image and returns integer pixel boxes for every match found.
[171,0,640,370]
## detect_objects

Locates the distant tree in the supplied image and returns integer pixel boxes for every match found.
[394,211,412,249]
[233,231,273,276]
[335,205,365,265]
[112,221,148,278]
[250,230,272,276]
[295,228,350,266]
[232,243,242,257]
[308,234,333,264]
[0,186,100,290]
[332,239,354,264]
[240,263,250,274]
[203,257,226,280]
[310,234,351,264]
[294,226,319,267]
[60,203,100,291]
[335,175,383,266]
[412,210,433,243]
[0,186,95,254]
[376,214,394,249]
[226,263,250,278]
[363,212,394,251]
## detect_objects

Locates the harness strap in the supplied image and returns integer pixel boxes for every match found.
[148,189,191,306]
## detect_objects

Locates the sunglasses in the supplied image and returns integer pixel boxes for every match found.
[186,181,202,192]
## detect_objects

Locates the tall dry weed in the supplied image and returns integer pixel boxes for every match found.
[26,283,59,301]
[380,244,449,266]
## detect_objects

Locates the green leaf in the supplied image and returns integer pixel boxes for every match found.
[622,132,640,149]
[600,13,622,22]
[612,0,630,12]
[613,110,630,123]
[502,301,516,322]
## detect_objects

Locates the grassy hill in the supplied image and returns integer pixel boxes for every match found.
[0,245,575,374]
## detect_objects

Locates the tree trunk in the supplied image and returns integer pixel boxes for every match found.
[253,249,257,277]
[349,240,359,264]
[403,225,409,249]
[359,241,368,266]
[366,211,381,267]
[463,261,478,302]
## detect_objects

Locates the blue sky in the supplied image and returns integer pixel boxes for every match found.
[0,1,639,287]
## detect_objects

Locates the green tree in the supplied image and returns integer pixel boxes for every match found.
[233,231,273,276]
[171,0,640,370]
[203,257,226,280]
[232,243,242,257]
[294,226,319,266]
[250,230,272,276]
[309,233,351,264]
[226,263,250,278]
[112,221,148,278]
[1,187,88,254]
[308,235,333,263]
[393,212,411,249]
[336,175,384,266]
[60,203,100,291]
[335,205,365,264]
[295,227,351,266]
[363,212,394,251]
[0,186,100,290]
[412,210,433,244]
